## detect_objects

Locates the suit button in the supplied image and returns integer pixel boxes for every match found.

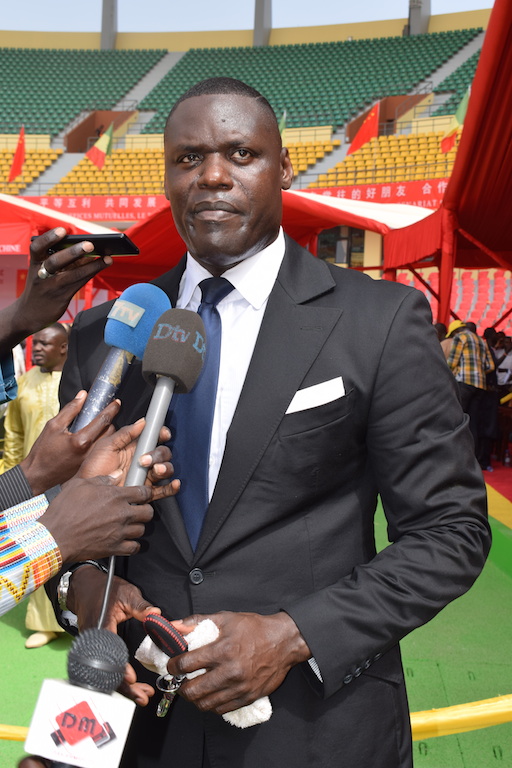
[354,667,363,677]
[343,674,353,684]
[189,568,204,585]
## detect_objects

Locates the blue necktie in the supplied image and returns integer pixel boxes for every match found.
[168,277,234,549]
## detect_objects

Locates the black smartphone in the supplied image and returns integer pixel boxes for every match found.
[35,233,140,257]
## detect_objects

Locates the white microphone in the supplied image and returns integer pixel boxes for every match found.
[25,629,135,768]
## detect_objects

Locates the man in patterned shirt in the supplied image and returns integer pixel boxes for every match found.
[446,322,495,469]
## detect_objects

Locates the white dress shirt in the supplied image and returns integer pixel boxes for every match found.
[176,228,286,499]
[177,230,323,681]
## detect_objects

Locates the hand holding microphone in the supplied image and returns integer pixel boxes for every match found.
[70,282,171,433]
[24,306,207,767]
[39,419,179,564]
[19,392,121,496]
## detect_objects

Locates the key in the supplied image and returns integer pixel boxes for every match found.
[155,674,185,718]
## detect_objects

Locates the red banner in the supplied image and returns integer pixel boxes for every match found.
[0,222,31,255]
[25,179,448,225]
[306,178,449,209]
[25,195,168,222]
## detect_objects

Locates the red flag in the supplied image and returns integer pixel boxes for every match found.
[347,102,380,156]
[86,123,114,170]
[8,126,25,182]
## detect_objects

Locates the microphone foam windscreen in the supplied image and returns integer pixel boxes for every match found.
[67,628,128,694]
[142,308,206,393]
[104,283,171,359]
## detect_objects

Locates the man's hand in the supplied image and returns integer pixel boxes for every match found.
[77,418,178,492]
[68,568,158,705]
[20,391,120,495]
[166,611,311,715]
[40,474,177,562]
[4,227,112,352]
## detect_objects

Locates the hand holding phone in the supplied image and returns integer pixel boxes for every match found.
[45,233,140,257]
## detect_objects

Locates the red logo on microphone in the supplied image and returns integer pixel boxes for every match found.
[51,700,116,748]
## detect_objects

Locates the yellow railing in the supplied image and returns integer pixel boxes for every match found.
[2,693,512,743]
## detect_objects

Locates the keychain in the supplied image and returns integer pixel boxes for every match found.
[155,674,185,718]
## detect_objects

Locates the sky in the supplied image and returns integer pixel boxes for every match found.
[0,1,493,33]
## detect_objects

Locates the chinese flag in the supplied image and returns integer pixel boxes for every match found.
[346,102,380,156]
[16,269,28,298]
[8,125,25,182]
[86,122,114,170]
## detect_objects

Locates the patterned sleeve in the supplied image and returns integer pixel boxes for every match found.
[446,334,463,371]
[0,494,62,617]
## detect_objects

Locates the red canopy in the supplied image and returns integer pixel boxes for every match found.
[0,193,119,307]
[102,189,433,293]
[384,0,512,323]
[0,193,116,244]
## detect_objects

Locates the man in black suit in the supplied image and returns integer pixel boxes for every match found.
[55,78,490,768]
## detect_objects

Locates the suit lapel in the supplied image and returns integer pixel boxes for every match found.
[195,240,342,559]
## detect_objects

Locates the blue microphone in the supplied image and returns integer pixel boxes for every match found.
[70,283,171,432]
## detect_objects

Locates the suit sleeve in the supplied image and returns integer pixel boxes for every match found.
[0,465,34,510]
[285,289,491,698]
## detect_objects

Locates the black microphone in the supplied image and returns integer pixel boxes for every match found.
[67,628,128,693]
[70,283,171,433]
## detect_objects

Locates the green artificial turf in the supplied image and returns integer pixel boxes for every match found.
[1,501,510,767]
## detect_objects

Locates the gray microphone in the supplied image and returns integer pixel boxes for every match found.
[123,308,207,487]
[96,309,207,630]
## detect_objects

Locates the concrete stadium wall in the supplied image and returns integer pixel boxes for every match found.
[428,9,491,33]
[0,10,492,51]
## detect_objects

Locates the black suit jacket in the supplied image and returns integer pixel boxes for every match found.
[59,236,490,768]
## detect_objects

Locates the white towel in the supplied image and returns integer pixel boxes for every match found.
[135,618,272,728]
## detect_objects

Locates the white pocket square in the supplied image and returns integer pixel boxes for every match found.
[285,376,345,414]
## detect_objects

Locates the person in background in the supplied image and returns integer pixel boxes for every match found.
[434,321,447,342]
[3,323,68,468]
[439,318,463,358]
[493,335,512,394]
[446,321,495,470]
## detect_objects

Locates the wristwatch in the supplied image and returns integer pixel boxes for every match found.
[57,560,108,612]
